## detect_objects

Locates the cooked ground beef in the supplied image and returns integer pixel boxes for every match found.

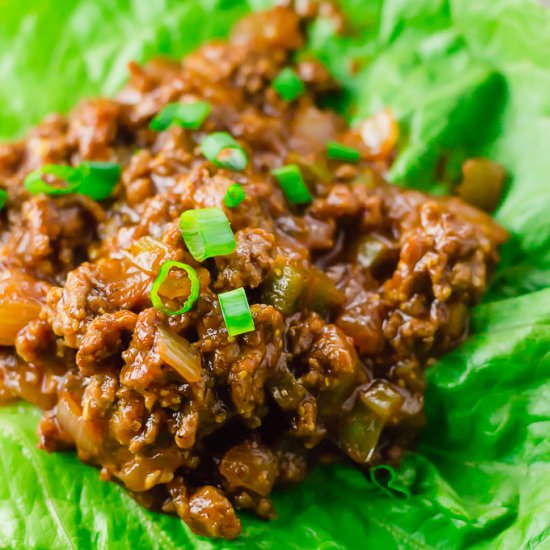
[0,5,507,540]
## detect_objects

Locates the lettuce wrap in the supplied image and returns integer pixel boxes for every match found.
[2,0,550,548]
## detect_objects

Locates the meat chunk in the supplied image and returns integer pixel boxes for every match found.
[214,228,276,290]
[228,305,284,427]
[77,311,137,374]
[167,480,242,540]
[220,440,279,497]
[46,263,97,348]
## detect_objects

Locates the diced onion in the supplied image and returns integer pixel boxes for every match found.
[57,392,102,456]
[157,326,202,383]
[0,302,42,346]
[0,269,48,345]
[122,236,170,276]
[360,108,399,158]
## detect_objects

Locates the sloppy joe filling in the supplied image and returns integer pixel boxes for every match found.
[0,5,506,539]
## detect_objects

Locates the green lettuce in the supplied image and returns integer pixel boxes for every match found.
[2,0,550,548]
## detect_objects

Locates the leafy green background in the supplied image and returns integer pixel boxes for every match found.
[2,0,550,548]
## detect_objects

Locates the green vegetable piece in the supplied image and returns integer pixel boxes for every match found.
[456,158,505,212]
[76,161,121,201]
[326,141,360,163]
[261,264,306,315]
[0,189,8,210]
[150,260,200,316]
[200,132,248,171]
[150,101,211,131]
[223,183,246,208]
[262,264,343,316]
[303,267,345,314]
[272,67,305,101]
[272,164,312,204]
[179,207,236,262]
[338,399,385,464]
[24,164,80,196]
[356,235,389,270]
[218,287,255,337]
[24,162,120,200]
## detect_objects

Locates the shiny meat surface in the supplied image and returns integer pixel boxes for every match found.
[0,6,507,539]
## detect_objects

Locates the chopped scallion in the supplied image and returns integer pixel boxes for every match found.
[24,164,80,196]
[150,101,211,131]
[150,261,200,316]
[77,162,121,200]
[200,132,248,171]
[272,67,305,102]
[24,161,120,201]
[179,207,236,262]
[0,189,8,211]
[218,287,255,337]
[223,183,246,208]
[272,164,312,204]
[327,141,361,163]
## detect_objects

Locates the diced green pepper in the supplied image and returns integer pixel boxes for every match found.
[261,264,306,315]
[338,398,385,464]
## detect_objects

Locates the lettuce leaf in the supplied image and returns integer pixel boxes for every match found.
[3,0,550,548]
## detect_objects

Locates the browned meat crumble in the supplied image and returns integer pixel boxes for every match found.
[0,6,507,539]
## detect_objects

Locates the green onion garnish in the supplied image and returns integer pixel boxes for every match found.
[76,162,121,200]
[200,132,248,171]
[272,164,312,204]
[327,141,361,163]
[0,189,8,211]
[218,287,255,337]
[272,68,305,102]
[179,207,236,262]
[24,164,80,196]
[24,161,120,201]
[150,260,200,316]
[223,183,246,208]
[150,101,211,131]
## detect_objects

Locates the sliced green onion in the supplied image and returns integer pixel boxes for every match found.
[150,260,200,316]
[272,164,312,204]
[24,161,120,200]
[223,183,246,208]
[179,207,236,262]
[24,164,80,196]
[201,132,248,171]
[218,287,255,337]
[76,162,121,200]
[0,189,8,211]
[150,101,211,131]
[327,141,360,163]
[272,67,305,102]
[216,148,248,171]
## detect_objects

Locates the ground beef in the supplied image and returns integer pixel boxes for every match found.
[0,5,507,540]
